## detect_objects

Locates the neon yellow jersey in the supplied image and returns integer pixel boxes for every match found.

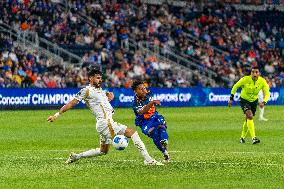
[231,76,270,103]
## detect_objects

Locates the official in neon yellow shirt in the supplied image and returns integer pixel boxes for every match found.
[228,66,270,144]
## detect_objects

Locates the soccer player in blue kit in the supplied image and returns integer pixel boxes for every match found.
[132,80,170,162]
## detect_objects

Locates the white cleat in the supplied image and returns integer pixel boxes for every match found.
[144,159,164,166]
[259,117,268,121]
[65,152,78,164]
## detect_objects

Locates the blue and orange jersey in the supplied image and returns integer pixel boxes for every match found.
[132,92,157,126]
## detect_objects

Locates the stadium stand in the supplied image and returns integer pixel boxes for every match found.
[0,0,283,88]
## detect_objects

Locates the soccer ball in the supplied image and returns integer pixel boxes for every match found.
[112,135,128,150]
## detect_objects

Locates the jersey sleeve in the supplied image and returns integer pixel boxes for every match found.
[262,79,270,103]
[231,77,245,95]
[74,87,89,101]
[132,101,143,114]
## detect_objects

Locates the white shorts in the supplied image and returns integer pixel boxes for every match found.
[258,90,264,103]
[96,118,127,145]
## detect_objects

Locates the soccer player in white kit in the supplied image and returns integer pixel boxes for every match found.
[258,90,268,121]
[47,69,163,165]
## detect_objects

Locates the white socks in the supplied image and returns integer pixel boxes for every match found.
[163,151,169,156]
[73,132,153,162]
[131,131,152,161]
[259,107,264,118]
[76,148,103,159]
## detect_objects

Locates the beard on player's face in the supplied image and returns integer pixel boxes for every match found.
[89,75,102,87]
[251,69,259,81]
[93,81,101,87]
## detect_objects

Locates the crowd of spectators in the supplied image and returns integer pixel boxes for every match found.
[0,34,88,88]
[0,33,191,88]
[169,3,284,87]
[0,0,283,88]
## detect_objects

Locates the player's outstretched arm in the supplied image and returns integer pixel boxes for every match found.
[228,77,245,107]
[137,100,160,115]
[47,98,79,123]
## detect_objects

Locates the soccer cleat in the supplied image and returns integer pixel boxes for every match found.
[144,159,164,166]
[163,154,171,163]
[240,138,246,144]
[65,152,78,164]
[252,137,260,144]
[259,117,268,121]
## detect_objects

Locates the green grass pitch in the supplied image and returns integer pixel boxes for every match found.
[0,106,284,188]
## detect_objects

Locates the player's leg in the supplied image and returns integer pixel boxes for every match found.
[155,115,170,160]
[75,138,110,159]
[140,115,170,161]
[149,128,164,152]
[259,103,268,121]
[240,120,248,143]
[149,127,170,161]
[259,106,266,121]
[65,135,110,164]
[156,115,169,145]
[141,119,165,152]
[258,90,267,121]
[65,119,112,164]
[113,121,163,165]
[157,126,170,161]
[245,101,260,144]
[124,127,163,165]
[240,99,249,143]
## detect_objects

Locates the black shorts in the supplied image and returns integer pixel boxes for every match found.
[239,97,258,116]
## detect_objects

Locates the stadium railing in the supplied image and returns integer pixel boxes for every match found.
[0,22,83,66]
[132,39,230,86]
[0,24,64,66]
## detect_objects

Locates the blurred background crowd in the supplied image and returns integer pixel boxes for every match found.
[0,0,283,88]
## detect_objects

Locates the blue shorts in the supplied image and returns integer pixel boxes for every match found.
[140,114,166,136]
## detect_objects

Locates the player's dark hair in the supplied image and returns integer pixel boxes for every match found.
[87,68,102,77]
[132,80,144,90]
[251,66,259,71]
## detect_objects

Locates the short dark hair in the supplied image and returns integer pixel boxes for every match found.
[131,80,144,90]
[87,68,102,77]
[251,66,259,71]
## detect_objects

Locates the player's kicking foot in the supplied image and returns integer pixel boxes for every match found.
[163,154,171,163]
[65,152,78,164]
[259,117,268,121]
[144,159,164,166]
[161,140,170,162]
[252,137,260,144]
[240,137,245,144]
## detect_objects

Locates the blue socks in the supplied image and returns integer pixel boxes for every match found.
[150,127,169,153]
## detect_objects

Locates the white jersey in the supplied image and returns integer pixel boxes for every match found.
[74,85,127,143]
[74,85,114,120]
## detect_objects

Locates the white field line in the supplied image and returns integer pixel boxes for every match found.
[5,150,284,167]
[166,150,284,155]
[19,149,284,155]
[10,156,283,167]
[20,149,71,152]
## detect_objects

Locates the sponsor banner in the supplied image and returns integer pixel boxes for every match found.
[0,88,283,108]
[0,88,81,107]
